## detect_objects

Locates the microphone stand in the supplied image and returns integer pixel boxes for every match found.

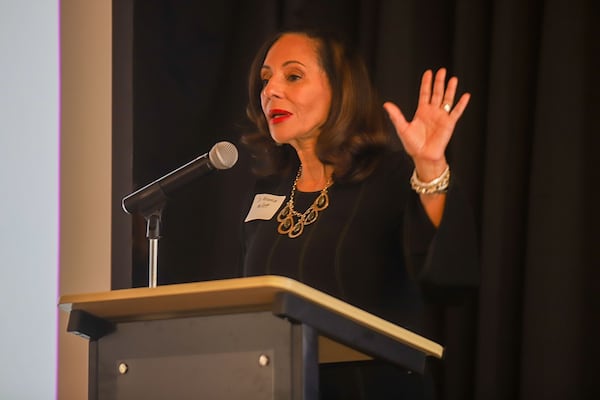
[124,189,168,288]
[121,142,239,288]
[145,209,162,288]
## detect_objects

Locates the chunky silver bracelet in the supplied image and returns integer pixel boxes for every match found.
[410,165,450,195]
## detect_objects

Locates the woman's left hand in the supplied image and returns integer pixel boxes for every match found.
[383,68,470,181]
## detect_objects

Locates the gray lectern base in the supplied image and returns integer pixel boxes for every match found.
[88,310,317,400]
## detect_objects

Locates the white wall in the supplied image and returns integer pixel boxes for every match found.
[0,2,112,398]
[0,0,59,398]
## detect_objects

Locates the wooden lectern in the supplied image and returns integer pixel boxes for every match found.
[59,275,443,399]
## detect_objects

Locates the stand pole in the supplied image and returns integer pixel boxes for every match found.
[145,211,162,288]
[148,238,158,288]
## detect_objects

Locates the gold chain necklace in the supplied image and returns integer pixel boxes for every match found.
[277,166,332,238]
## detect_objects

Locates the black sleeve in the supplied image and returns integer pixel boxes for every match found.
[403,176,480,303]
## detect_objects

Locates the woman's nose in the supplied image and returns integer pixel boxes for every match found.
[263,79,282,99]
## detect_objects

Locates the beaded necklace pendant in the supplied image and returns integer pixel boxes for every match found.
[276,167,332,238]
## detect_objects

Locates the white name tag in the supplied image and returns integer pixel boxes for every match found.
[244,193,286,222]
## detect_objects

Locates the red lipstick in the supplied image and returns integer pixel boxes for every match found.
[269,108,292,124]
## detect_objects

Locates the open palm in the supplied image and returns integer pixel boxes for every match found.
[384,68,470,178]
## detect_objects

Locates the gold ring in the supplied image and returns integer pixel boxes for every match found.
[442,103,451,113]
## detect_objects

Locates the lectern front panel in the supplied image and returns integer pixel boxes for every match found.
[91,311,317,399]
[114,351,273,399]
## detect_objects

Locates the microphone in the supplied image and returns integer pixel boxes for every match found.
[122,141,238,215]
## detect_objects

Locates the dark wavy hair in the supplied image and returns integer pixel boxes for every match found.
[242,29,391,183]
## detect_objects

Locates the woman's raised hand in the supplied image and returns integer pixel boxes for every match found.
[383,68,470,181]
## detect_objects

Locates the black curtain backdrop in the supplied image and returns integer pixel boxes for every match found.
[111,1,599,399]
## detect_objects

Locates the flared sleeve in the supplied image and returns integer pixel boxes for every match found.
[403,176,480,302]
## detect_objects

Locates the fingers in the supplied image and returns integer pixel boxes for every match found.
[419,68,466,115]
[441,76,458,111]
[388,68,470,133]
[418,70,433,107]
[430,68,447,106]
[383,101,408,133]
[449,92,471,119]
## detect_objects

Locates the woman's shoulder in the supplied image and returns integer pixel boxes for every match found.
[252,171,295,195]
[333,148,413,201]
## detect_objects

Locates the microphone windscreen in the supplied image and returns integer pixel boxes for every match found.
[209,141,238,170]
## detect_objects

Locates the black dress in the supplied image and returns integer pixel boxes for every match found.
[241,151,479,399]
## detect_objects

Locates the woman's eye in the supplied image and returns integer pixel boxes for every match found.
[261,78,269,87]
[287,74,301,82]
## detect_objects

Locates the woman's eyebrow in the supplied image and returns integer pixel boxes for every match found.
[261,60,306,69]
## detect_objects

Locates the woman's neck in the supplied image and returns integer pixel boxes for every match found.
[295,157,332,192]
[291,140,332,191]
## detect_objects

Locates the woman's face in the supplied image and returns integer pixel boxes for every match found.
[260,34,332,148]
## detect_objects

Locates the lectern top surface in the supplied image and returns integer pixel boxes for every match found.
[58,275,443,358]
